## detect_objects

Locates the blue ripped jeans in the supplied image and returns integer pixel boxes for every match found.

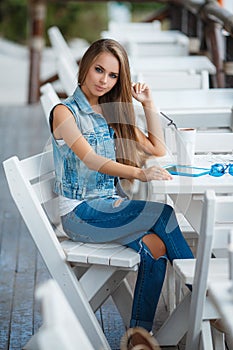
[61,197,194,331]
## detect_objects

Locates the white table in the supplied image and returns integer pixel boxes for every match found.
[130,56,216,75]
[152,88,233,111]
[145,88,233,129]
[135,89,233,131]
[208,281,233,338]
[148,154,233,235]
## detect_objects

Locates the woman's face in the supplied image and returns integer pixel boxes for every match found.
[81,52,119,103]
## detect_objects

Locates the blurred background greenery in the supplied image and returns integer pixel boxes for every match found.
[0,1,164,44]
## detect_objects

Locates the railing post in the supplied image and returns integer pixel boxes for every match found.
[225,34,233,87]
[181,8,203,54]
[28,0,46,104]
[169,4,183,31]
[205,21,225,87]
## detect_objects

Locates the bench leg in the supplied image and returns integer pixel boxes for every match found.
[79,265,132,313]
[155,292,191,346]
[23,331,41,350]
[112,277,134,327]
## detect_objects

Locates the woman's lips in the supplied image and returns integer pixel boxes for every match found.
[95,85,105,92]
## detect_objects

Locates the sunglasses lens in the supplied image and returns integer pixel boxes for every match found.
[209,163,225,177]
[229,164,233,176]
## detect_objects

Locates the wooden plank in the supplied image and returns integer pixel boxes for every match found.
[0,210,20,349]
[0,104,50,350]
[100,297,125,350]
[8,222,37,349]
[33,253,50,335]
[87,244,126,265]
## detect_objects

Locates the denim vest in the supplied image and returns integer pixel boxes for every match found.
[52,86,117,200]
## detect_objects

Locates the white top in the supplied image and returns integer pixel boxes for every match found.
[59,195,83,217]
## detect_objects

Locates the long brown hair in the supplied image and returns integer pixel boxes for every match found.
[78,39,146,168]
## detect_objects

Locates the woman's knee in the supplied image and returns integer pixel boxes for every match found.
[163,203,174,216]
[142,233,166,259]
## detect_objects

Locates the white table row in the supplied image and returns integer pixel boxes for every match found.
[101,30,189,57]
[107,20,162,34]
[130,55,216,75]
[101,29,189,45]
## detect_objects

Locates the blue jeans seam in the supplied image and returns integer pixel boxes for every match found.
[135,251,146,321]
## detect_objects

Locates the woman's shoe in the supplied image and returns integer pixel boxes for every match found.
[120,327,160,350]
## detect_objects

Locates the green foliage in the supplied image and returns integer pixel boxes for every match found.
[0,0,28,43]
[131,2,165,21]
[0,1,164,44]
[45,2,108,44]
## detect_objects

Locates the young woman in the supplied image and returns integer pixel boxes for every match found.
[50,38,193,346]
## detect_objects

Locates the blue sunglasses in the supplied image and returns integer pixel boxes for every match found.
[209,163,233,177]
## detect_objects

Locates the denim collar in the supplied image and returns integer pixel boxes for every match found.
[73,85,94,115]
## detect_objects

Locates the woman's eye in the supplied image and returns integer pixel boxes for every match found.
[95,67,102,73]
[110,73,118,79]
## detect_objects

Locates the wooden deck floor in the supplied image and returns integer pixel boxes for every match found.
[0,104,185,350]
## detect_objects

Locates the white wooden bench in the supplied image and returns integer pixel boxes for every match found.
[40,83,60,127]
[47,26,78,74]
[156,190,233,349]
[208,231,233,349]
[47,26,87,96]
[25,279,95,350]
[149,129,233,315]
[3,149,140,350]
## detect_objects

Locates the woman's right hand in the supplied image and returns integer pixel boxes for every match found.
[140,165,173,182]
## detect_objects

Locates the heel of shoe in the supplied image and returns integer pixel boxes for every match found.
[120,327,160,350]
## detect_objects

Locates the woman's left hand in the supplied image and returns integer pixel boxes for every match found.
[131,82,152,105]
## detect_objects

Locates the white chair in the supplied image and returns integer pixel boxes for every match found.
[229,231,233,281]
[56,54,77,96]
[47,26,80,75]
[47,26,81,96]
[208,231,233,349]
[3,150,140,350]
[25,279,94,350]
[156,190,233,350]
[40,83,61,227]
[40,83,60,127]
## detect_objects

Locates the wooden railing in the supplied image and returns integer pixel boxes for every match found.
[27,0,233,103]
[149,0,233,88]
